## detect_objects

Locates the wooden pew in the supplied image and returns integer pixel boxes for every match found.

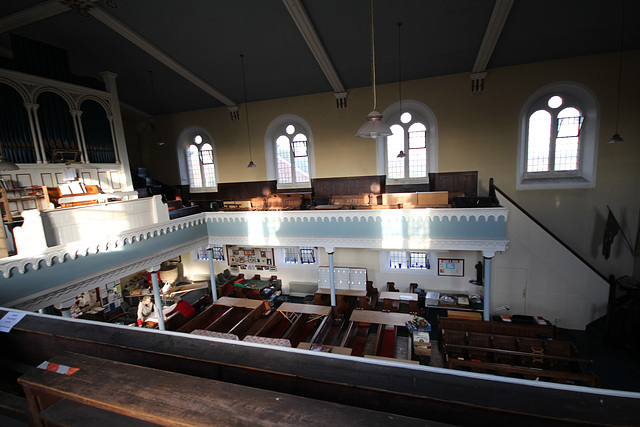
[439,325,597,386]
[445,358,598,387]
[176,297,262,334]
[19,352,426,426]
[342,310,415,361]
[437,317,557,340]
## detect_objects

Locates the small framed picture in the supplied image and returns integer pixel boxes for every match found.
[438,258,464,277]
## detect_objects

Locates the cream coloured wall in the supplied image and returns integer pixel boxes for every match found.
[124,51,640,278]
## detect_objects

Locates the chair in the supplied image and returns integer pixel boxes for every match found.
[117,301,138,324]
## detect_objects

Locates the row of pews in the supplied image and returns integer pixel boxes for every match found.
[168,292,423,364]
[218,191,454,211]
[438,317,599,387]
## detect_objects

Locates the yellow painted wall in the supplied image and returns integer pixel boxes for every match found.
[124,51,640,277]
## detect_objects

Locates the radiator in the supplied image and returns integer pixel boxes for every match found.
[288,281,318,297]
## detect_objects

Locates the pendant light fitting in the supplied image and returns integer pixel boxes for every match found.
[356,0,392,138]
[240,54,257,167]
[608,0,625,144]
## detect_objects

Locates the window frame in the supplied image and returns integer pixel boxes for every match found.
[517,82,600,190]
[379,100,438,186]
[265,115,315,190]
[177,127,218,193]
[193,245,224,262]
[279,247,318,267]
[380,250,436,275]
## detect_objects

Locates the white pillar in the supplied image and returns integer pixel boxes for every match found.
[29,103,48,164]
[483,256,492,321]
[207,247,218,302]
[72,109,89,163]
[100,71,133,190]
[327,248,336,307]
[24,103,43,163]
[147,266,165,330]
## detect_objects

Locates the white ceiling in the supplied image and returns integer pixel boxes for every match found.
[0,0,637,116]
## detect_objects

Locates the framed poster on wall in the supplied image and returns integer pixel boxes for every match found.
[226,246,275,271]
[438,258,464,276]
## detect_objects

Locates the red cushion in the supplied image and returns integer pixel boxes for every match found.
[174,300,196,320]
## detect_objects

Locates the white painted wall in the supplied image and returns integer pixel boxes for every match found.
[492,195,610,330]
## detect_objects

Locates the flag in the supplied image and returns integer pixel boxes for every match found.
[603,207,620,259]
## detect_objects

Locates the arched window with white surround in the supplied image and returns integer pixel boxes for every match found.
[265,115,315,190]
[177,128,218,192]
[517,82,599,189]
[379,100,438,185]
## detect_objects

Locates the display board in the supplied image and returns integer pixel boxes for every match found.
[438,258,464,276]
[227,246,276,273]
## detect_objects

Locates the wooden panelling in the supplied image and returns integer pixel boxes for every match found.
[188,173,476,207]
[80,171,92,184]
[109,171,121,189]
[429,171,478,198]
[40,173,54,188]
[312,176,385,205]
[386,183,429,193]
[190,180,277,202]
[55,173,64,185]
[98,171,109,189]
[15,174,33,187]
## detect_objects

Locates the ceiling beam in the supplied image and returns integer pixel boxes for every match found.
[283,0,345,94]
[88,4,237,107]
[0,0,73,34]
[472,0,514,73]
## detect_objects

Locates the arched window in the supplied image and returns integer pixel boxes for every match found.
[518,82,599,189]
[265,115,314,189]
[379,100,438,185]
[177,129,218,192]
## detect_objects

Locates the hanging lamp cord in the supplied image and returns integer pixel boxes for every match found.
[614,0,625,133]
[398,22,402,114]
[240,54,253,161]
[369,0,377,112]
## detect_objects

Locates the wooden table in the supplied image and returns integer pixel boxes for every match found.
[425,291,483,317]
[234,279,272,299]
[278,302,331,316]
[167,282,209,298]
[349,310,415,327]
[214,296,264,308]
[447,310,483,320]
[19,352,427,426]
[379,291,419,314]
[278,302,331,323]
[314,288,368,311]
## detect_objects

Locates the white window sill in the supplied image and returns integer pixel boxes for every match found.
[190,187,218,193]
[517,175,594,190]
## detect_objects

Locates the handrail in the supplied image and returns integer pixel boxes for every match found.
[494,185,608,283]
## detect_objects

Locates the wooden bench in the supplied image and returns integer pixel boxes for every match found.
[266,193,305,210]
[438,317,557,340]
[446,358,598,387]
[439,327,597,386]
[19,352,427,426]
[381,192,449,208]
[222,200,252,211]
[328,194,377,209]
